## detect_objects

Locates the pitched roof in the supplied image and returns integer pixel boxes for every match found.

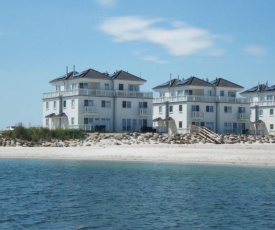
[49,68,109,83]
[241,83,275,94]
[111,70,146,82]
[153,76,213,90]
[210,78,243,88]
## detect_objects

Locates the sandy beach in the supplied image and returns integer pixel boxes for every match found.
[1,143,275,167]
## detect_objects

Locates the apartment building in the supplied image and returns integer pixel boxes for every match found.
[152,76,250,134]
[42,68,153,132]
[240,83,275,135]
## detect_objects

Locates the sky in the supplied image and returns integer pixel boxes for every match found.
[1,0,275,129]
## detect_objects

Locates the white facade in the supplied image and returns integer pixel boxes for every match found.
[241,83,275,135]
[153,77,250,134]
[43,68,153,132]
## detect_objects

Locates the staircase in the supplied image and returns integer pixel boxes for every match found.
[191,125,221,144]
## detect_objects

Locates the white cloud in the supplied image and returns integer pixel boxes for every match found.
[140,55,168,64]
[96,0,116,7]
[99,16,225,57]
[244,45,267,57]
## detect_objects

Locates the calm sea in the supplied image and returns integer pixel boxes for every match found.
[0,158,275,229]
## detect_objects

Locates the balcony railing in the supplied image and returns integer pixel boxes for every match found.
[43,89,153,99]
[191,111,204,119]
[250,101,275,107]
[139,108,152,116]
[115,90,153,98]
[83,106,97,114]
[153,95,249,103]
[237,113,250,120]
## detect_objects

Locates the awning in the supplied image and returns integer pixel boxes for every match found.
[153,117,163,122]
[251,120,264,124]
[55,113,67,118]
[163,117,174,122]
[45,113,56,118]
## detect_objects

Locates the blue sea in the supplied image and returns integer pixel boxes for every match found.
[0,158,275,229]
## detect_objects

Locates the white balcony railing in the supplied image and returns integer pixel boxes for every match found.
[139,108,152,116]
[237,113,250,120]
[191,111,204,119]
[43,89,153,99]
[250,101,275,107]
[83,106,97,114]
[115,90,153,98]
[153,95,249,103]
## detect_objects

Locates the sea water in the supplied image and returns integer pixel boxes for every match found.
[0,158,275,229]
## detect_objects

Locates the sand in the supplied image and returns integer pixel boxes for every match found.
[1,143,275,167]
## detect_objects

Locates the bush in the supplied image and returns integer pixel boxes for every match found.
[2,125,85,142]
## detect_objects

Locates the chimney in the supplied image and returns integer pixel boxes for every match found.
[66,66,68,77]
[170,74,172,86]
[73,65,75,77]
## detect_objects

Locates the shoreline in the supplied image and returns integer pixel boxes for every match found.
[1,144,275,167]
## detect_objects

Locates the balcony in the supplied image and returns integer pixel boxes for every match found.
[191,111,204,119]
[83,106,97,115]
[115,90,153,98]
[250,100,275,107]
[43,89,153,99]
[139,108,152,116]
[237,113,250,120]
[153,95,249,103]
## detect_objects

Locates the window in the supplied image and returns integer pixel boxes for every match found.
[46,118,49,126]
[104,83,110,90]
[270,124,274,130]
[63,100,66,108]
[160,92,165,97]
[84,100,94,107]
[169,105,173,113]
[224,106,232,113]
[56,85,60,91]
[228,91,236,97]
[177,90,183,96]
[53,101,56,110]
[71,99,75,108]
[46,102,49,110]
[191,105,199,112]
[267,95,273,101]
[71,83,77,89]
[259,109,263,116]
[205,122,214,130]
[84,118,93,124]
[119,84,124,90]
[79,83,88,89]
[179,105,183,112]
[206,105,214,112]
[238,107,245,113]
[122,101,131,108]
[71,117,74,125]
[179,121,182,128]
[159,106,163,114]
[129,85,139,91]
[220,91,225,96]
[185,90,192,95]
[207,90,212,96]
[122,119,131,131]
[270,109,274,116]
[102,100,111,108]
[139,102,148,108]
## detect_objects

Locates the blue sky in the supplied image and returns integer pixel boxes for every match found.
[1,0,275,129]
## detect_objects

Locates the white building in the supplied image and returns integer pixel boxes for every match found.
[152,76,250,134]
[42,68,153,132]
[240,83,275,135]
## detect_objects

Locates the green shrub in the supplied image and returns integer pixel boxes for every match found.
[2,124,84,142]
